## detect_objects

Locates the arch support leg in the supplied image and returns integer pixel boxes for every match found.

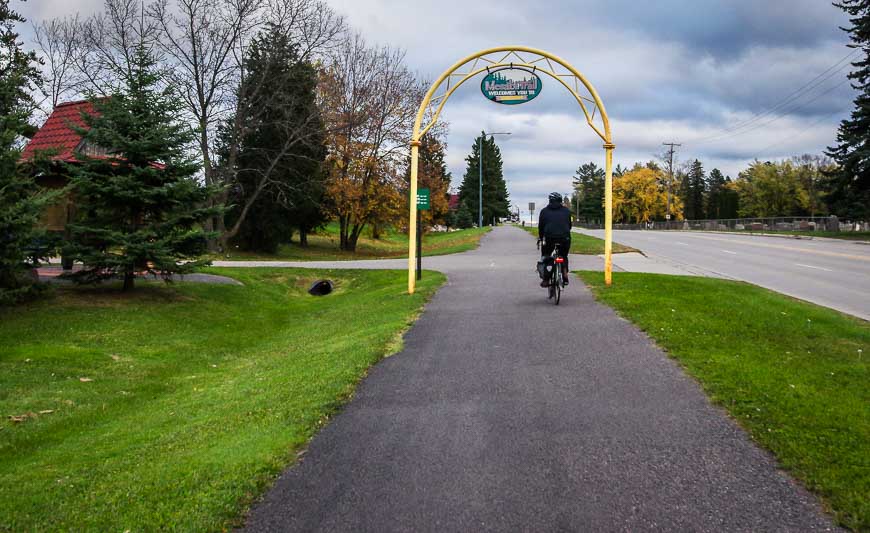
[408,141,420,294]
[604,143,615,286]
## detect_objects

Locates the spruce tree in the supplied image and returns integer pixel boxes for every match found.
[706,168,727,219]
[226,25,327,252]
[0,0,54,304]
[457,132,509,226]
[613,164,627,177]
[572,162,605,223]
[415,135,452,226]
[682,159,707,220]
[64,44,217,291]
[455,202,474,229]
[826,0,870,219]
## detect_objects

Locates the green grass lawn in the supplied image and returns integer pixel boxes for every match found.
[214,223,490,261]
[0,268,445,531]
[579,272,869,531]
[515,224,637,254]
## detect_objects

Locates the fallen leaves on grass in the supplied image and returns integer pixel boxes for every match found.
[8,409,56,423]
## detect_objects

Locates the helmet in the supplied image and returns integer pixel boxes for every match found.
[548,192,562,203]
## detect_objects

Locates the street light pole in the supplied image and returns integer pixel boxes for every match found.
[478,131,511,228]
[478,136,482,228]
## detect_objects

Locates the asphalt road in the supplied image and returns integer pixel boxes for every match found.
[243,226,835,532]
[580,229,870,321]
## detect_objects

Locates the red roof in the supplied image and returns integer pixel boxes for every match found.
[448,193,460,210]
[21,100,97,163]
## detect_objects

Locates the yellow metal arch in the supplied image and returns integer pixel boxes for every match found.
[408,46,614,293]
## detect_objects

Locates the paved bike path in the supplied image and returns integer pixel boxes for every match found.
[244,225,835,532]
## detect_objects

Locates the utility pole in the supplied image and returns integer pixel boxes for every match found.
[662,142,681,224]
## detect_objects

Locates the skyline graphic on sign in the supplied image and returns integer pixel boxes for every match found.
[480,68,543,105]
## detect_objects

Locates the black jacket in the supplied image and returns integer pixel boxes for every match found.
[538,200,572,240]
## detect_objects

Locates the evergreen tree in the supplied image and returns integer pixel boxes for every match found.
[705,168,727,219]
[613,164,627,177]
[226,26,327,252]
[455,201,474,229]
[416,134,452,226]
[826,0,870,219]
[572,162,605,223]
[681,159,707,220]
[675,168,689,218]
[457,132,509,226]
[721,176,740,218]
[0,0,54,304]
[64,44,217,291]
[704,169,740,219]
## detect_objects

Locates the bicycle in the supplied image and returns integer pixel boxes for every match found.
[537,238,566,305]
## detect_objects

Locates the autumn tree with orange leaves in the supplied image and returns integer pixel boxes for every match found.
[319,34,424,251]
[613,166,683,223]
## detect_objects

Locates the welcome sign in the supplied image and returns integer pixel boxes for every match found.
[480,67,543,105]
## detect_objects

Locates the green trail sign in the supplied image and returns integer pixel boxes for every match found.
[417,188,430,210]
[481,67,543,105]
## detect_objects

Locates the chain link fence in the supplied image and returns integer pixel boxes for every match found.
[579,215,870,233]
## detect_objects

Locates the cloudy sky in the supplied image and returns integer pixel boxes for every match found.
[17,0,856,216]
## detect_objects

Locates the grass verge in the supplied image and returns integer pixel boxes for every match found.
[0,268,445,531]
[214,223,490,261]
[515,224,637,254]
[578,271,869,531]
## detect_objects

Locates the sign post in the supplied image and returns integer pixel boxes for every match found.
[416,188,430,280]
[528,202,535,226]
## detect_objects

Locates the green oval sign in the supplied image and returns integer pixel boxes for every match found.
[481,67,543,105]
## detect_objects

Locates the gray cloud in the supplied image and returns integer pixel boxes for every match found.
[16,0,858,216]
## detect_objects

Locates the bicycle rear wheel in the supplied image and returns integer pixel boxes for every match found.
[554,271,561,305]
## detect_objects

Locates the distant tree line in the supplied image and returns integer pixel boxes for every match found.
[571,154,852,225]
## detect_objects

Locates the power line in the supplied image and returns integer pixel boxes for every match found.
[752,107,849,159]
[691,48,859,144]
[694,77,853,145]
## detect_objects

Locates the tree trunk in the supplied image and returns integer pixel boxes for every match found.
[122,271,135,291]
[339,216,349,250]
[372,223,381,239]
[201,125,221,253]
[347,223,365,252]
[299,226,308,247]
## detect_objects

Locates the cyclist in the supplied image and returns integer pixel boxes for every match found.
[538,192,572,287]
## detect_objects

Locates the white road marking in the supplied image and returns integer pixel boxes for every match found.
[795,263,833,272]
[683,234,870,261]
[722,250,737,255]
[676,242,689,246]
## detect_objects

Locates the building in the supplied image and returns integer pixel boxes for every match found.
[20,99,104,232]
[448,193,460,211]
